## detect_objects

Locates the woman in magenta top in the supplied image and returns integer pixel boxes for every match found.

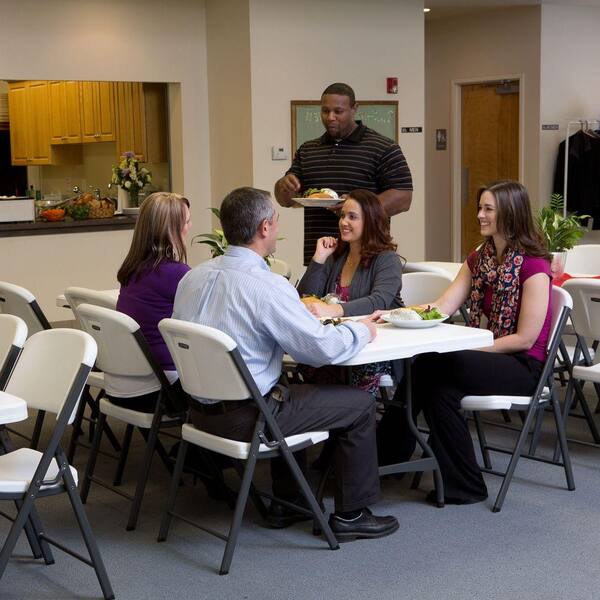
[377,180,552,504]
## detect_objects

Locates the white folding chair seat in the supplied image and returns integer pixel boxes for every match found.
[572,363,600,383]
[564,244,600,275]
[0,328,114,600]
[269,258,292,280]
[182,423,328,460]
[0,447,79,493]
[157,317,338,575]
[462,388,551,411]
[0,315,27,392]
[87,371,105,389]
[0,390,28,425]
[99,397,177,429]
[459,286,575,512]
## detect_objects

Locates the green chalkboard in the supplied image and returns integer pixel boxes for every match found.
[291,100,398,153]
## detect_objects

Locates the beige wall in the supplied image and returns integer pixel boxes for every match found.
[206,0,253,208]
[425,6,541,260]
[0,0,210,320]
[539,4,600,243]
[248,0,426,278]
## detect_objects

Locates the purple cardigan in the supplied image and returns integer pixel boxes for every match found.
[117,260,191,371]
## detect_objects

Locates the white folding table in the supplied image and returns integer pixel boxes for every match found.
[336,322,493,506]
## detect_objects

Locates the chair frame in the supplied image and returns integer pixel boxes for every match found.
[0,332,114,600]
[157,319,339,575]
[465,291,575,512]
[78,304,189,531]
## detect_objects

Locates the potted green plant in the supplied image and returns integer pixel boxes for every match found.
[537,193,590,278]
[192,207,281,265]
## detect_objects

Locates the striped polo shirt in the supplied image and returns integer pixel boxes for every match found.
[287,121,412,264]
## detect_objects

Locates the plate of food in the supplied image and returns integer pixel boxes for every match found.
[293,188,340,208]
[381,306,448,328]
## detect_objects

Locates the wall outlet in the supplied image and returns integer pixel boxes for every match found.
[271,145,288,160]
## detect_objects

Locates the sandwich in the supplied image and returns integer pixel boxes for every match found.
[303,188,339,200]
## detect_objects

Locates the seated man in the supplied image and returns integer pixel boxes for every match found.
[172,186,398,541]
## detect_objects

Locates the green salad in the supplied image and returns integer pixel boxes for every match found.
[410,305,444,320]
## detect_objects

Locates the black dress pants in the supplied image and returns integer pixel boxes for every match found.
[191,383,381,512]
[377,350,543,501]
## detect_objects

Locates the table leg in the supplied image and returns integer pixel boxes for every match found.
[377,358,445,507]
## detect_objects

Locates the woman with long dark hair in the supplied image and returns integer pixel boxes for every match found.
[109,192,191,412]
[297,188,403,393]
[378,180,552,504]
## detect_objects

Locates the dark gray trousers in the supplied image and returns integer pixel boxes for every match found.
[191,383,381,512]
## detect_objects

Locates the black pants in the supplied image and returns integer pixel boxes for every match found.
[108,380,189,415]
[377,350,543,501]
[190,383,381,512]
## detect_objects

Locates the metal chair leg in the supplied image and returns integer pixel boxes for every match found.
[112,424,134,486]
[550,394,575,490]
[29,410,46,449]
[157,440,188,542]
[80,412,106,504]
[528,406,545,455]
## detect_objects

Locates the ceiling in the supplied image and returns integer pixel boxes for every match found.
[425,0,600,19]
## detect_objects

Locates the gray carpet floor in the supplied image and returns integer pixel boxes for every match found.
[1,388,600,600]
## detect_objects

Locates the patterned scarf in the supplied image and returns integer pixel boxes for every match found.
[468,240,524,339]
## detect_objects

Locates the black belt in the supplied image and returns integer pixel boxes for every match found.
[194,399,253,415]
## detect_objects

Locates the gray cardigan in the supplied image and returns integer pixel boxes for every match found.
[297,250,404,316]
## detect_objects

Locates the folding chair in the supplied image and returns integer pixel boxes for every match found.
[552,279,600,459]
[269,257,292,280]
[63,287,122,464]
[0,281,53,447]
[77,303,185,531]
[461,286,575,512]
[0,328,114,600]
[157,318,338,575]
[565,244,600,275]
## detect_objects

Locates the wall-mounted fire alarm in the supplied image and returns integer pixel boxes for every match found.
[386,77,398,94]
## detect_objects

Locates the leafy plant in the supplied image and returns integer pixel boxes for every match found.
[537,194,590,252]
[191,207,281,264]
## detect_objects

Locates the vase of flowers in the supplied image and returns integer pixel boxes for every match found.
[111,151,152,210]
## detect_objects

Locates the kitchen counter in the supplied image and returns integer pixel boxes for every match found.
[0,215,137,237]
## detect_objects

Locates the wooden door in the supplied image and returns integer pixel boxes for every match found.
[8,82,29,165]
[25,81,51,164]
[115,82,146,160]
[48,80,65,144]
[63,80,82,143]
[461,81,519,257]
[80,81,98,142]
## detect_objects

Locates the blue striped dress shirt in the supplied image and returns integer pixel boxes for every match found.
[172,246,371,396]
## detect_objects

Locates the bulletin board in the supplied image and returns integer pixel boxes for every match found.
[291,100,398,153]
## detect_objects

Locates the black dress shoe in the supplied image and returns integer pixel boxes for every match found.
[329,508,399,542]
[265,498,320,529]
[425,490,487,506]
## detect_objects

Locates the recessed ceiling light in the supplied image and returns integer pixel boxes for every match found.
[424,7,431,12]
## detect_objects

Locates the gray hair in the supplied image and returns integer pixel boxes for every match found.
[220,187,275,246]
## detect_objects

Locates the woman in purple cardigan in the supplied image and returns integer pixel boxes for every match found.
[110,192,192,412]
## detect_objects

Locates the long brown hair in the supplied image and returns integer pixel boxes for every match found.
[477,181,550,260]
[333,189,398,267]
[117,192,190,285]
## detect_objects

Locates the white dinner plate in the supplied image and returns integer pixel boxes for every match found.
[293,197,340,208]
[380,313,449,329]
[122,207,140,215]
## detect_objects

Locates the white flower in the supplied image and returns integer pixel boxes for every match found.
[124,180,132,189]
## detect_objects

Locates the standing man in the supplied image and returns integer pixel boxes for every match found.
[173,187,399,541]
[274,82,413,265]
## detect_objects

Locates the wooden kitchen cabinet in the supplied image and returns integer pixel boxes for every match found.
[8,81,81,166]
[115,82,167,163]
[49,80,82,144]
[80,81,116,143]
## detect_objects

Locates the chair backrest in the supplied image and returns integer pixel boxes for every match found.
[0,280,50,336]
[5,328,96,423]
[565,244,600,275]
[403,261,450,276]
[0,314,27,390]
[159,318,251,402]
[64,286,118,325]
[401,271,452,307]
[269,258,292,280]
[548,286,574,352]
[561,278,600,340]
[75,303,156,378]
